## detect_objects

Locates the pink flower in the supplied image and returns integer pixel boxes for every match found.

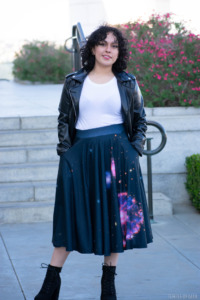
[157,75,162,80]
[129,51,132,55]
[138,49,145,54]
[184,99,187,102]
[146,89,149,92]
[178,82,182,86]
[168,64,173,67]
[180,51,184,54]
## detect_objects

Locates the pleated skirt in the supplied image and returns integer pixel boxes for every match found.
[52,124,153,256]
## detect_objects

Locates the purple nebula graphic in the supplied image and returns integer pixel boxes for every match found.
[111,157,116,178]
[105,171,111,188]
[118,192,144,247]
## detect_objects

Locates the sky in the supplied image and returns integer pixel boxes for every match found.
[0,0,200,63]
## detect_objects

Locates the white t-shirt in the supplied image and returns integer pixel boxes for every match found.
[75,75,123,130]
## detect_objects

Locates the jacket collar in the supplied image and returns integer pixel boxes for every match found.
[70,68,133,83]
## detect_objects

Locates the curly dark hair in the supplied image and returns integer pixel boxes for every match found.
[81,25,129,73]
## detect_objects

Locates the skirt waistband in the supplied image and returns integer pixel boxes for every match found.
[75,124,125,138]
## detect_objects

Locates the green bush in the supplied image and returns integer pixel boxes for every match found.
[118,12,200,107]
[185,154,200,211]
[13,41,72,83]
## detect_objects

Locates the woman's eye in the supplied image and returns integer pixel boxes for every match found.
[113,45,119,48]
[99,42,105,46]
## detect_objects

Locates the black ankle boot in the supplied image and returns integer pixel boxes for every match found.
[34,264,62,300]
[101,264,117,300]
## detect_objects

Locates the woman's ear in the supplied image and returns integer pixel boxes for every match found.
[91,47,95,56]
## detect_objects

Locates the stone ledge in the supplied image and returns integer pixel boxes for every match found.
[0,162,58,183]
[0,201,54,224]
[0,129,57,147]
[145,107,200,117]
[0,181,56,203]
[146,192,173,216]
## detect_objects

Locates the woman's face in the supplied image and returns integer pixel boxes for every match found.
[92,32,119,69]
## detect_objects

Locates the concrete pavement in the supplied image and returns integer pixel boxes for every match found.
[0,80,62,117]
[0,203,200,300]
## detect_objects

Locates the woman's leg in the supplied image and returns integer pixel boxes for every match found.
[50,247,70,267]
[104,253,119,266]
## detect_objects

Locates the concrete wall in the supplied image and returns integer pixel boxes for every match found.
[140,107,200,204]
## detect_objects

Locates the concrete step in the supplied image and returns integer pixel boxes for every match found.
[0,201,54,223]
[0,192,173,224]
[0,129,57,147]
[0,146,58,164]
[0,115,57,131]
[0,162,58,183]
[0,181,56,203]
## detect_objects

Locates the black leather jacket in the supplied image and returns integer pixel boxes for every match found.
[57,68,147,156]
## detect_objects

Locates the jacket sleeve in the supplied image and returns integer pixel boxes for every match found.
[130,79,147,156]
[56,79,72,156]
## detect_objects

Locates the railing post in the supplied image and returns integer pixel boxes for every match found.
[147,138,154,220]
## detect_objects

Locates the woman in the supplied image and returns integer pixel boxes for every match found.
[35,25,153,300]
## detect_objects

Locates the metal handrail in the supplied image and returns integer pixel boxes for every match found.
[64,22,86,70]
[143,121,167,220]
[143,120,167,156]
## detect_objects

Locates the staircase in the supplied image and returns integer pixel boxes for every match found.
[0,115,59,223]
[0,115,173,224]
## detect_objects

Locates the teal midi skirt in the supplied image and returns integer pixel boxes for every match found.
[52,124,153,256]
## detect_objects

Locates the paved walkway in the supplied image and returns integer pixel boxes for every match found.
[0,204,200,300]
[0,80,62,117]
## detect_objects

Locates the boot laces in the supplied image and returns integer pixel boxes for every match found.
[39,264,59,294]
[102,266,117,296]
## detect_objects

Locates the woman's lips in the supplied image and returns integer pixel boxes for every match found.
[103,55,111,60]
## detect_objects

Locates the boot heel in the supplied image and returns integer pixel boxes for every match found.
[52,281,61,300]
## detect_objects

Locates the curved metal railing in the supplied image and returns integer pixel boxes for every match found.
[65,23,167,220]
[143,121,167,220]
[143,120,167,156]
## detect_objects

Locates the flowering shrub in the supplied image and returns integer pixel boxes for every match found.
[13,41,72,83]
[119,13,200,107]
